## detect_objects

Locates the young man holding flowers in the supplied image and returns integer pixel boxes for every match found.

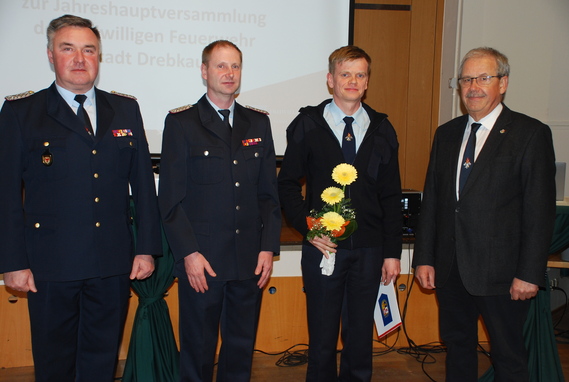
[278,45,403,381]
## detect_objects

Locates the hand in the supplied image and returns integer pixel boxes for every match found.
[415,265,436,290]
[255,251,274,288]
[381,258,401,285]
[510,277,539,300]
[184,252,216,293]
[3,269,37,293]
[309,235,337,258]
[130,255,155,280]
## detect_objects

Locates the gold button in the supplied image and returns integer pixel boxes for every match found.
[235,205,240,210]
[233,160,238,165]
[235,229,240,234]
[95,222,101,227]
[235,182,240,187]
[92,149,97,155]
[129,142,133,146]
[93,173,99,178]
[43,142,49,147]
[255,152,259,158]
[34,223,40,228]
[94,197,100,203]
[204,151,209,156]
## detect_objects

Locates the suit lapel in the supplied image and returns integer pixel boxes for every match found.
[46,84,93,143]
[448,116,468,200]
[231,104,251,153]
[461,106,511,196]
[94,89,114,143]
[197,96,232,146]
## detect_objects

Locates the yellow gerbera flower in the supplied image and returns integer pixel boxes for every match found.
[321,211,345,231]
[321,187,344,205]
[332,163,358,186]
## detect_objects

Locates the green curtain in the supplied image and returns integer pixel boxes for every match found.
[122,202,179,382]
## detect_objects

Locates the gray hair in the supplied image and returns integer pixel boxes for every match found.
[459,47,510,77]
[47,14,100,51]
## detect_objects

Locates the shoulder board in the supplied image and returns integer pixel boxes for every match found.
[111,90,137,100]
[169,104,193,113]
[5,90,34,101]
[245,105,269,115]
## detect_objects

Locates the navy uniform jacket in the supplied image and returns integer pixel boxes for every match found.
[413,105,556,295]
[159,95,281,280]
[0,83,162,281]
[277,99,402,258]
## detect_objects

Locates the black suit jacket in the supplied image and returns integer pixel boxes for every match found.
[159,95,281,281]
[0,83,162,281]
[413,105,556,295]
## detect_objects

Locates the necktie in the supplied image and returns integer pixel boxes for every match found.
[219,109,232,134]
[342,116,356,164]
[459,122,481,194]
[74,94,94,136]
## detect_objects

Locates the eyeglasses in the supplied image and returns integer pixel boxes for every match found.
[458,75,503,87]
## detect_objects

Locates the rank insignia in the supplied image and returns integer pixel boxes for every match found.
[169,104,193,113]
[112,129,133,137]
[42,149,53,166]
[110,91,137,100]
[242,138,262,146]
[5,90,34,101]
[245,105,269,115]
[345,133,354,142]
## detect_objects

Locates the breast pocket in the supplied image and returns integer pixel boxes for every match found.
[115,137,138,179]
[366,136,392,181]
[243,146,264,184]
[28,138,68,180]
[189,146,225,184]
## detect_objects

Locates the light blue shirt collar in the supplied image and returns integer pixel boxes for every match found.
[55,83,96,109]
[206,94,235,124]
[324,100,370,152]
[327,100,367,128]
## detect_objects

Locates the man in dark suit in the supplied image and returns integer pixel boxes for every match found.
[413,47,556,381]
[278,46,402,382]
[158,40,281,382]
[0,14,162,382]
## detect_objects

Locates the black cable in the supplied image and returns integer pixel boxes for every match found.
[551,285,568,332]
[394,235,446,382]
[254,344,310,367]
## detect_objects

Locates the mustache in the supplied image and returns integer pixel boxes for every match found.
[466,91,485,98]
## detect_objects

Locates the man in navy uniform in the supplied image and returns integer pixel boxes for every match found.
[278,45,402,381]
[0,14,162,382]
[159,40,281,381]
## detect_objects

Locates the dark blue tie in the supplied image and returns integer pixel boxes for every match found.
[219,109,232,134]
[342,116,356,164]
[459,122,481,194]
[74,94,94,136]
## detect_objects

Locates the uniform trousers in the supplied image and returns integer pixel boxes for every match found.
[27,274,131,382]
[302,244,383,382]
[178,275,263,382]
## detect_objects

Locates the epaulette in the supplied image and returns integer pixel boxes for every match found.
[245,105,269,115]
[5,90,34,101]
[111,90,137,100]
[169,104,193,113]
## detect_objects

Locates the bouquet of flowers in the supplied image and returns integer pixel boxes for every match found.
[306,163,358,275]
